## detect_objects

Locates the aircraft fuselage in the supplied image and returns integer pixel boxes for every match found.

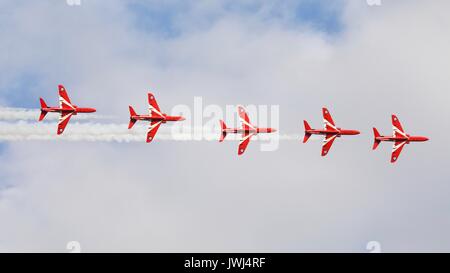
[223,128,276,134]
[376,135,429,143]
[305,128,360,136]
[42,107,96,114]
[131,114,185,123]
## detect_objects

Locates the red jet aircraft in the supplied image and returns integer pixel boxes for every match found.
[303,107,360,156]
[219,106,277,155]
[128,93,185,143]
[373,115,429,163]
[39,85,96,135]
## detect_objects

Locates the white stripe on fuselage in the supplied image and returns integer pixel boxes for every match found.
[393,125,407,138]
[322,134,337,146]
[149,120,162,131]
[392,140,407,151]
[240,117,255,130]
[323,119,338,131]
[240,132,256,143]
[149,105,164,118]
[58,112,73,125]
[59,97,75,110]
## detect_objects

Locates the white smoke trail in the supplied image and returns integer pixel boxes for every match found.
[0,107,111,121]
[0,107,300,142]
[0,121,298,142]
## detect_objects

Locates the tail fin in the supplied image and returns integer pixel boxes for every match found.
[303,120,312,143]
[128,106,137,129]
[38,98,48,121]
[372,127,381,150]
[219,120,227,142]
[39,98,48,109]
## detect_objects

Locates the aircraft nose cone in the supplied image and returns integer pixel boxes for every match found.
[179,117,186,121]
[354,130,361,135]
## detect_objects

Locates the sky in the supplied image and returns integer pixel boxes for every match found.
[0,0,450,252]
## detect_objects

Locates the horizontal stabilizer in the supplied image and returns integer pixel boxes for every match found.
[303,133,312,143]
[128,119,137,129]
[39,98,48,109]
[129,105,137,117]
[303,120,312,143]
[128,106,138,129]
[219,120,227,142]
[38,111,48,122]
[372,127,381,150]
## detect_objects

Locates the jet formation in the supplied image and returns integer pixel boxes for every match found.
[303,108,360,156]
[219,105,277,155]
[128,93,185,143]
[373,115,429,163]
[39,85,96,135]
[38,85,429,162]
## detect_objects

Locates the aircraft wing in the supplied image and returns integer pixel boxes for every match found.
[322,133,338,156]
[392,115,407,138]
[148,93,164,118]
[58,85,75,110]
[238,106,255,131]
[57,111,74,135]
[322,108,338,132]
[146,120,162,143]
[238,132,256,155]
[391,140,407,163]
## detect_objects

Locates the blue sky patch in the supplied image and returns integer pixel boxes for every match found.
[292,0,344,34]
[1,71,43,109]
[126,1,345,37]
